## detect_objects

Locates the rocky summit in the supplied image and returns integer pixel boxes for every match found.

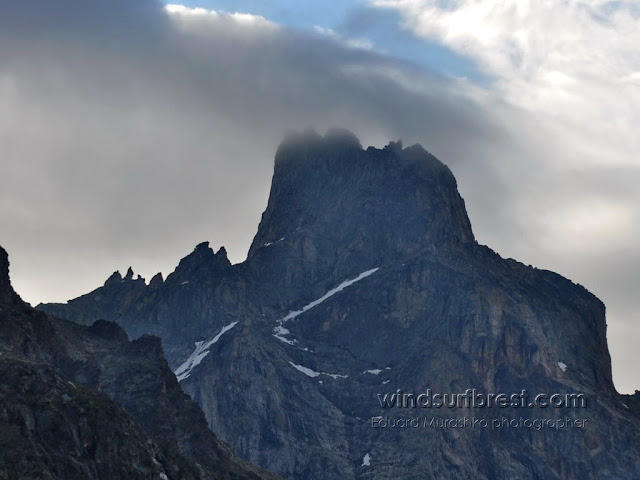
[40,130,640,479]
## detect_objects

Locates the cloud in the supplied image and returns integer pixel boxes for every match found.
[0,0,638,392]
[165,4,279,30]
[313,25,376,50]
[370,0,640,164]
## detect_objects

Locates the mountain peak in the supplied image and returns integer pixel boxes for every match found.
[149,272,164,288]
[124,267,134,281]
[249,130,474,264]
[104,270,123,287]
[32,131,640,480]
[216,246,228,259]
[167,241,231,283]
[194,241,211,252]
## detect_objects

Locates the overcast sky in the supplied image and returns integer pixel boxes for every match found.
[1,0,638,393]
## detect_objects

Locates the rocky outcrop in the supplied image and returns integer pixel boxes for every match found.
[1,354,171,480]
[39,130,640,479]
[0,246,280,480]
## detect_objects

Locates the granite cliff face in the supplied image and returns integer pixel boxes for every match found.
[0,247,280,480]
[40,130,640,479]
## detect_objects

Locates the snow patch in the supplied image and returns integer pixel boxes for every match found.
[279,268,379,324]
[289,362,348,379]
[273,268,379,345]
[273,325,297,345]
[558,361,568,372]
[174,322,239,381]
[289,362,321,378]
[264,237,286,248]
[362,453,371,466]
[365,366,390,375]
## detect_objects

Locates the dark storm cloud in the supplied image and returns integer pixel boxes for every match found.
[0,0,638,392]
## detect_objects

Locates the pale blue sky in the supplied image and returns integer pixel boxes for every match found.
[170,0,488,83]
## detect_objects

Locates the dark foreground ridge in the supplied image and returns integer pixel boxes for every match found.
[0,246,281,480]
[39,129,640,479]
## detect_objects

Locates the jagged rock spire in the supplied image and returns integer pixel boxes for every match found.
[149,272,164,288]
[124,267,134,281]
[104,271,123,287]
